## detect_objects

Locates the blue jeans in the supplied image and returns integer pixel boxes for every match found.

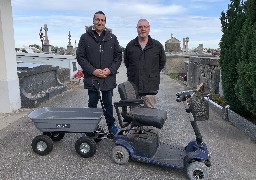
[88,90,115,126]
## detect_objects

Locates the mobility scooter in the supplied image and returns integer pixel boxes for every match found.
[111,81,211,180]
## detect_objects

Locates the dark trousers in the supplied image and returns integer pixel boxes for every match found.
[88,90,114,126]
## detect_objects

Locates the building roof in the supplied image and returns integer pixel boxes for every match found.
[165,37,180,44]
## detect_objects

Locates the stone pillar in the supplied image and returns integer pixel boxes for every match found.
[66,45,73,55]
[0,0,21,112]
[182,38,186,50]
[185,37,189,51]
[182,37,189,53]
[74,40,77,56]
[42,44,51,53]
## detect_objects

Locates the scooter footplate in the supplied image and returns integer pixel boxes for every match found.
[151,142,186,168]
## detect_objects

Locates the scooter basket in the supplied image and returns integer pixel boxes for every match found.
[188,92,209,121]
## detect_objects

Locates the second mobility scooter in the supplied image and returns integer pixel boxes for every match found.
[112,81,211,180]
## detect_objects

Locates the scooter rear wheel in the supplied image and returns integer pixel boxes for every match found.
[187,161,209,180]
[112,145,129,165]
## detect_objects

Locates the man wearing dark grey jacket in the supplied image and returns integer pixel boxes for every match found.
[76,11,122,134]
[124,19,166,108]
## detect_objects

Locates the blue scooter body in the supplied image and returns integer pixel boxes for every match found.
[114,129,210,169]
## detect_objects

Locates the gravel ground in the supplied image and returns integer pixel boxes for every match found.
[0,63,255,180]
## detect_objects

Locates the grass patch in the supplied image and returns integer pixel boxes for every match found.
[169,73,179,80]
[210,94,227,107]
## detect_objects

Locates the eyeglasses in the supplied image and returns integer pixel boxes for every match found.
[137,25,150,29]
[94,18,106,23]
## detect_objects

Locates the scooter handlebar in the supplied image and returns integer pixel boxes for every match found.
[176,83,205,102]
[176,91,193,102]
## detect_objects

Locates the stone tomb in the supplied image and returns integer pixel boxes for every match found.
[17,63,67,108]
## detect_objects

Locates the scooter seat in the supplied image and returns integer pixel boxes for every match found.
[130,107,167,129]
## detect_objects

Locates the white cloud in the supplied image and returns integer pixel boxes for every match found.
[11,0,228,49]
[132,4,186,15]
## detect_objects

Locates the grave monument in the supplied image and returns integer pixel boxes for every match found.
[66,31,73,55]
[42,24,51,53]
[182,37,189,53]
[165,34,181,52]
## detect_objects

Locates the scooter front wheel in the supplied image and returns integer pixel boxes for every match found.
[112,145,130,165]
[187,161,209,180]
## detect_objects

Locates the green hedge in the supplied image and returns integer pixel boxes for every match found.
[220,0,256,116]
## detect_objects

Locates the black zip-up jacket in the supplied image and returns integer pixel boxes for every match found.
[76,26,122,91]
[124,36,166,95]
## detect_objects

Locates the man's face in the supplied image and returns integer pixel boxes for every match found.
[93,14,106,33]
[137,21,150,38]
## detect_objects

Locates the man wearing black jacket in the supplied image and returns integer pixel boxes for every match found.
[76,11,122,134]
[124,19,166,108]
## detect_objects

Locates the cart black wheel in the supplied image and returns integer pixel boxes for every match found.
[31,135,53,156]
[187,161,209,180]
[43,132,65,141]
[112,145,129,165]
[75,137,96,158]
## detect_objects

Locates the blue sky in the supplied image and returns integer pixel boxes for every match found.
[11,0,230,49]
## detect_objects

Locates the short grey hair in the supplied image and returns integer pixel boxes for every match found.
[137,19,150,27]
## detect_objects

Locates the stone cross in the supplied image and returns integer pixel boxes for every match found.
[68,31,71,46]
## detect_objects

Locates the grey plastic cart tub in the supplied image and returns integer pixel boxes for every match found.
[28,107,103,132]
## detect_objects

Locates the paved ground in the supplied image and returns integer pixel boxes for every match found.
[0,63,255,180]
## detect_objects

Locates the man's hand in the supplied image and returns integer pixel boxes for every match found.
[102,68,111,77]
[93,68,111,78]
[93,69,105,78]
